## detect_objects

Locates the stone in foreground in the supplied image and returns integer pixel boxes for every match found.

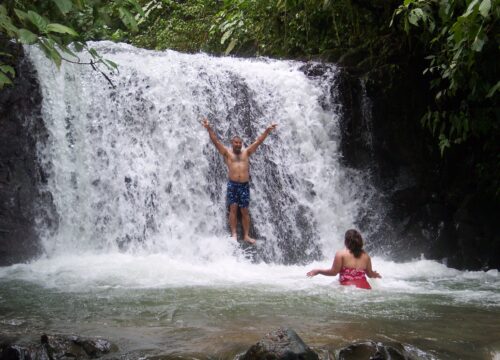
[240,328,319,360]
[338,341,410,360]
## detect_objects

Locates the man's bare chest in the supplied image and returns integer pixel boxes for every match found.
[226,152,249,164]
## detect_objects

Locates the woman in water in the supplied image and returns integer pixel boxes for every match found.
[306,229,381,289]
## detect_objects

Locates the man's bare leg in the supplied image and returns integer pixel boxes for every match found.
[240,207,256,245]
[229,204,238,240]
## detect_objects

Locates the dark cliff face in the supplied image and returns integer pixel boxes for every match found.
[0,46,49,266]
[335,61,499,271]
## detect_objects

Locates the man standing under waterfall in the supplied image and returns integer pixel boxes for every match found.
[202,118,277,245]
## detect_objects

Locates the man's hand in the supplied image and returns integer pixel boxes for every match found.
[246,122,277,155]
[266,123,277,133]
[201,118,211,130]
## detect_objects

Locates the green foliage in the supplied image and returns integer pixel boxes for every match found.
[0,0,144,89]
[392,0,499,154]
[392,0,500,196]
[210,0,380,57]
[130,0,221,53]
[129,0,399,61]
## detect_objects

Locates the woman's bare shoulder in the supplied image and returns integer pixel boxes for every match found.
[335,249,349,258]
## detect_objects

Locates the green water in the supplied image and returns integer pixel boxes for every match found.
[1,279,499,359]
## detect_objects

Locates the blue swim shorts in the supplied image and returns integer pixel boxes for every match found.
[227,180,250,208]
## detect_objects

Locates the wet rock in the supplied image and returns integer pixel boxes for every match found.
[338,341,411,360]
[240,328,319,360]
[0,334,116,360]
[0,43,49,266]
[299,63,331,78]
[46,334,115,358]
[0,345,32,360]
[336,55,500,270]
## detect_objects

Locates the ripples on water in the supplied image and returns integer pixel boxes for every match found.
[0,253,499,359]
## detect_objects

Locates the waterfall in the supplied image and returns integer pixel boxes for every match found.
[27,42,372,264]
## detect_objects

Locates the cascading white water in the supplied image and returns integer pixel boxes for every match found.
[1,44,498,360]
[27,42,368,263]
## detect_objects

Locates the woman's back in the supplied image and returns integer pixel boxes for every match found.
[306,229,381,289]
[339,249,370,270]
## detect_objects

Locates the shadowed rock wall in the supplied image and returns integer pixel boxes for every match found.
[0,45,51,266]
[335,60,499,270]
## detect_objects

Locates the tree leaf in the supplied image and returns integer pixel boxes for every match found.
[0,14,19,35]
[0,71,13,89]
[18,28,38,44]
[39,39,62,68]
[100,59,119,71]
[74,41,84,52]
[52,0,73,15]
[27,10,48,32]
[478,0,491,17]
[486,81,500,98]
[0,64,15,76]
[221,28,233,44]
[464,0,479,17]
[14,9,29,22]
[118,7,138,32]
[88,48,99,59]
[471,32,487,52]
[59,43,79,60]
[125,0,145,17]
[409,10,420,26]
[47,23,78,36]
[225,38,237,55]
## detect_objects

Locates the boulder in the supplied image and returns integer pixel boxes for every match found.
[240,328,319,360]
[338,341,411,360]
[0,334,116,360]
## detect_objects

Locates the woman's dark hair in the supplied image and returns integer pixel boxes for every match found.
[344,229,364,258]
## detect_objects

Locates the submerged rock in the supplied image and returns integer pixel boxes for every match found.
[240,327,319,360]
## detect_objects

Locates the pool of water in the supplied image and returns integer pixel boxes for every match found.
[1,252,499,359]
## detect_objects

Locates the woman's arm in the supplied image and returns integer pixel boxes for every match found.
[307,252,342,277]
[365,256,382,278]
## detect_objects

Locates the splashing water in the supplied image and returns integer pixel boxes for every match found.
[28,42,366,264]
[0,43,498,360]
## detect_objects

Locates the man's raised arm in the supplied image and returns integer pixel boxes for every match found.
[246,123,277,155]
[202,118,229,156]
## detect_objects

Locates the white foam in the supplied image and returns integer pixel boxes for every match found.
[17,43,499,309]
[1,252,498,307]
[26,42,362,262]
